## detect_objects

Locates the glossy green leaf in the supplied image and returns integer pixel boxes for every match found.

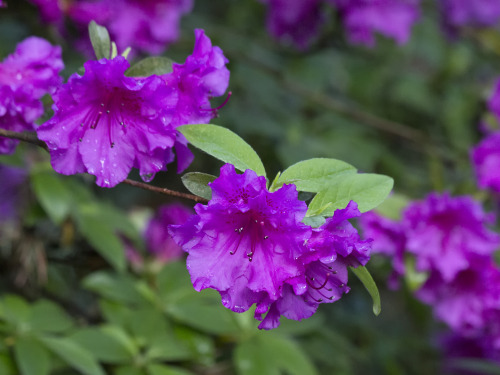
[349,266,381,316]
[178,124,266,177]
[181,172,216,200]
[30,300,74,333]
[273,158,357,192]
[40,336,105,375]
[115,367,145,375]
[70,326,137,364]
[14,337,51,375]
[234,335,317,375]
[126,57,174,77]
[307,173,394,216]
[30,168,74,224]
[88,21,110,60]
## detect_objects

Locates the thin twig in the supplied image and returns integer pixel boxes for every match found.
[123,178,208,204]
[0,129,208,203]
[0,128,48,150]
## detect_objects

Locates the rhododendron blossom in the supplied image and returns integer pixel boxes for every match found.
[471,131,500,193]
[402,192,500,282]
[0,37,63,154]
[331,0,420,47]
[439,0,500,28]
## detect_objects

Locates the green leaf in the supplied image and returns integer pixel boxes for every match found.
[14,337,51,375]
[82,272,144,304]
[178,124,266,177]
[30,300,74,333]
[70,326,137,364]
[301,215,326,228]
[76,205,126,272]
[273,158,357,192]
[115,366,145,375]
[234,335,317,375]
[181,172,216,200]
[147,364,194,375]
[0,294,31,326]
[40,336,105,375]
[88,21,110,60]
[307,173,394,216]
[349,266,381,316]
[30,167,74,224]
[0,354,16,375]
[126,57,174,77]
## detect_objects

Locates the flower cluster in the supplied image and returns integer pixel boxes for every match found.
[28,0,192,55]
[359,192,500,363]
[37,29,229,187]
[472,78,500,194]
[439,0,500,29]
[260,0,421,49]
[169,164,371,329]
[0,37,63,154]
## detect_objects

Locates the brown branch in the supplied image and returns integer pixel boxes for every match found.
[123,178,208,204]
[0,129,209,203]
[0,128,48,150]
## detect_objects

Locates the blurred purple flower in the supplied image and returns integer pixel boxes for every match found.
[144,203,192,263]
[332,0,420,47]
[471,131,500,193]
[0,164,27,221]
[402,192,500,282]
[0,37,63,154]
[358,211,406,287]
[439,0,500,29]
[417,260,500,332]
[30,0,192,55]
[260,0,326,50]
[169,163,312,315]
[257,201,370,330]
[37,56,178,187]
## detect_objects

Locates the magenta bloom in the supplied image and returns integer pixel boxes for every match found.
[144,203,193,263]
[332,0,420,47]
[439,0,500,28]
[0,164,27,221]
[260,0,326,50]
[37,56,178,187]
[402,192,500,282]
[0,37,63,154]
[417,260,500,333]
[257,201,371,330]
[162,29,230,171]
[163,29,230,128]
[471,131,500,193]
[359,211,406,287]
[169,164,312,314]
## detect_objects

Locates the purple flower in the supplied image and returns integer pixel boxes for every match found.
[27,0,64,24]
[169,164,312,315]
[162,29,230,171]
[0,164,27,221]
[358,211,406,287]
[439,0,500,29]
[471,131,500,193]
[260,0,326,50]
[37,56,178,187]
[402,192,500,282]
[256,201,371,330]
[332,0,420,47]
[0,37,63,154]
[417,260,500,333]
[144,203,193,263]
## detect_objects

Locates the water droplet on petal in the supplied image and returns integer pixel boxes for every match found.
[140,173,154,183]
